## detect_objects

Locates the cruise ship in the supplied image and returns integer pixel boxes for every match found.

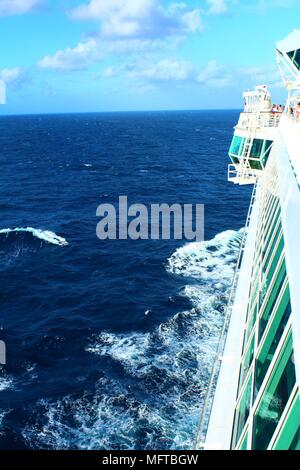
[197,30,300,450]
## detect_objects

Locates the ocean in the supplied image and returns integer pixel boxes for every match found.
[0,110,251,450]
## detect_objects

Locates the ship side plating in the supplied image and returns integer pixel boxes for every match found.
[198,30,300,450]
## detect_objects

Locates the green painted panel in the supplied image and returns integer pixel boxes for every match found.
[273,393,300,450]
[253,332,296,450]
[259,259,287,340]
[239,431,248,450]
[239,335,255,393]
[255,284,291,394]
[232,374,253,449]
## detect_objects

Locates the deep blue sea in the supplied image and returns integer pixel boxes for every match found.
[0,111,251,450]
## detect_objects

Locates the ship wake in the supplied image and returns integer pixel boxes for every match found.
[20,229,242,450]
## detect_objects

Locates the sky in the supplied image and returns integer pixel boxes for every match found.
[0,0,299,114]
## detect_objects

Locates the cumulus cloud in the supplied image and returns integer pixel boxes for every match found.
[38,39,101,70]
[0,0,42,16]
[37,37,173,71]
[125,58,233,88]
[206,0,229,14]
[206,0,241,15]
[196,60,232,87]
[38,1,204,71]
[128,59,194,81]
[0,67,28,88]
[70,0,203,38]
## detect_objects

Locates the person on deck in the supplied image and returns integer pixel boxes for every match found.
[294,102,300,120]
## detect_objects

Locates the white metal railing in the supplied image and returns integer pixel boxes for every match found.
[228,164,258,185]
[195,183,259,450]
[236,112,282,129]
[285,110,300,125]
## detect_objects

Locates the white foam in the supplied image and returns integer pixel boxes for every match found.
[0,410,9,435]
[0,228,68,246]
[86,332,150,372]
[0,376,13,392]
[167,229,243,282]
[22,229,243,450]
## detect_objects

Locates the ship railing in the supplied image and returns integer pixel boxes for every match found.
[195,182,258,450]
[236,111,281,129]
[285,110,300,124]
[228,164,258,185]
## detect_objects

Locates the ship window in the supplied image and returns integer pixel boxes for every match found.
[255,284,291,393]
[287,49,300,70]
[248,139,273,168]
[261,140,273,167]
[239,334,255,393]
[229,136,244,156]
[289,427,300,450]
[251,139,264,158]
[232,374,253,449]
[264,194,280,233]
[263,232,284,290]
[253,332,296,450]
[229,156,239,164]
[259,259,287,340]
[262,206,281,260]
[262,221,282,275]
[245,301,258,344]
[238,431,248,450]
[273,394,300,450]
[249,160,262,171]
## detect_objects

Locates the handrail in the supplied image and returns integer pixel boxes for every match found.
[195,182,258,450]
[236,112,281,129]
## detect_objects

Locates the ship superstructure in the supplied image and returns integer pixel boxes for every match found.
[197,30,300,450]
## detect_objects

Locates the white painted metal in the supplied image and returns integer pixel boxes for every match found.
[200,181,262,450]
[228,85,281,185]
[203,31,300,450]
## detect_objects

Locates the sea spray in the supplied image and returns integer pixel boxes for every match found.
[21,229,243,450]
[0,228,68,247]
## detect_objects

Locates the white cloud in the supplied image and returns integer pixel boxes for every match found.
[0,0,42,16]
[70,0,203,38]
[206,0,228,14]
[102,66,117,77]
[196,60,232,87]
[125,58,233,88]
[128,59,194,81]
[37,37,173,71]
[38,1,204,71]
[38,39,101,70]
[0,67,27,87]
[241,65,284,88]
[181,9,203,33]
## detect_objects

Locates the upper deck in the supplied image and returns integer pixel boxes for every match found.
[228,85,281,185]
[236,111,281,131]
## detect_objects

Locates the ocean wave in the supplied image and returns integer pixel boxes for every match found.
[167,229,243,282]
[0,228,68,247]
[0,374,14,392]
[21,229,242,450]
[0,410,9,436]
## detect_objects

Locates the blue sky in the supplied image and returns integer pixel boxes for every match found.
[0,0,298,114]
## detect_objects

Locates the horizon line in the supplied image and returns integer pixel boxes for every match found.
[0,108,242,118]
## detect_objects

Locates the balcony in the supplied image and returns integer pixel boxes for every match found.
[236,112,282,130]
